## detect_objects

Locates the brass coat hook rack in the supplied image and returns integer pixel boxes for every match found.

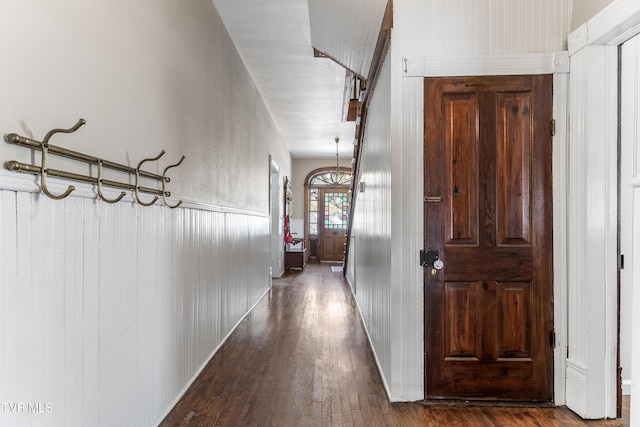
[4,119,185,208]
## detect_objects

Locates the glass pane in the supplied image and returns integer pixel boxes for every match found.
[324,193,347,228]
[309,171,352,186]
[310,201,317,212]
[310,224,318,235]
[310,212,317,224]
[310,188,318,200]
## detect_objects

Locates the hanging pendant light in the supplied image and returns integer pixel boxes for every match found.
[327,137,351,185]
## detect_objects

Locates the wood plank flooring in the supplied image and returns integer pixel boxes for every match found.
[159,263,629,427]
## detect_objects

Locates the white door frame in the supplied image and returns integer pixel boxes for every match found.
[565,0,640,420]
[269,156,283,278]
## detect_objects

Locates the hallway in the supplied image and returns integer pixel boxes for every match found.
[159,264,627,427]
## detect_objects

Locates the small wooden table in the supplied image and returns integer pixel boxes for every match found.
[285,238,306,270]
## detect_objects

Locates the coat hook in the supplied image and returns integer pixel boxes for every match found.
[135,150,165,206]
[38,118,86,200]
[97,159,126,203]
[161,155,185,208]
[42,118,86,144]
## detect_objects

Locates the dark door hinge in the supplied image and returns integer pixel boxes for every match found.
[551,119,556,136]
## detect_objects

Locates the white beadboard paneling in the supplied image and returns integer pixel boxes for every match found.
[0,191,19,427]
[0,177,271,427]
[350,51,393,394]
[392,73,424,402]
[82,196,101,426]
[15,193,34,406]
[396,0,571,75]
[346,46,422,404]
[308,0,387,78]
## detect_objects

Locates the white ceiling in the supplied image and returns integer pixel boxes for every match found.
[211,0,386,159]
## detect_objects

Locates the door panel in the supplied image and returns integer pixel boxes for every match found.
[424,75,553,401]
[497,91,532,245]
[445,92,479,245]
[318,189,348,262]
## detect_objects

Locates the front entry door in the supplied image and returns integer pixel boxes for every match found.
[318,188,348,262]
[424,75,554,401]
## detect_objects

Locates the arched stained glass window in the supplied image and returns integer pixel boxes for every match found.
[309,171,352,186]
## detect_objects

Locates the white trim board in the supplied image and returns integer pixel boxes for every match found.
[402,52,569,77]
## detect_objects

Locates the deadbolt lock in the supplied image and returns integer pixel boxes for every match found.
[420,250,443,270]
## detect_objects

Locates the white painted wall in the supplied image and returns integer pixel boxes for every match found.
[0,0,290,210]
[571,0,616,31]
[0,1,290,426]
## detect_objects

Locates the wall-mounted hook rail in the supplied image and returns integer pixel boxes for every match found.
[5,132,165,181]
[4,161,166,196]
[4,119,184,207]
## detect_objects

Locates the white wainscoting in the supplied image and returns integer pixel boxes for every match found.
[348,52,393,397]
[0,171,270,427]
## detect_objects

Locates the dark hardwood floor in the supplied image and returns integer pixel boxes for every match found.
[159,263,629,427]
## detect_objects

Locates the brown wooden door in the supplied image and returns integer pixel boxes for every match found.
[424,75,554,401]
[318,188,348,262]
